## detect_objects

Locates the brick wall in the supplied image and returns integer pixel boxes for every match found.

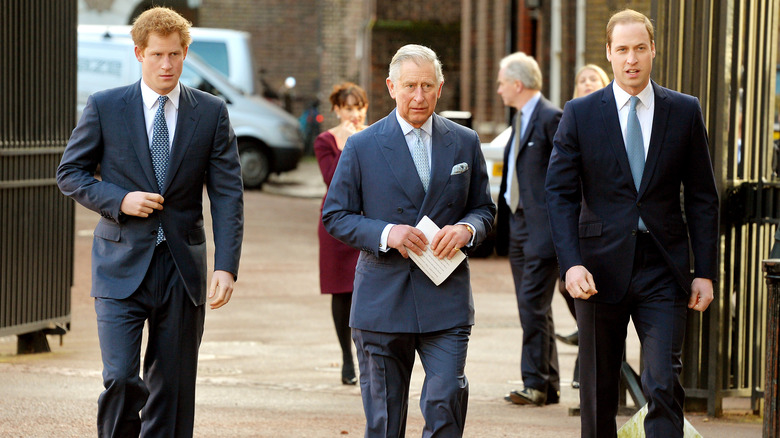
[369,0,462,123]
[200,0,325,119]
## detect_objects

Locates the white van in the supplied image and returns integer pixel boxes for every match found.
[77,33,303,188]
[78,24,256,96]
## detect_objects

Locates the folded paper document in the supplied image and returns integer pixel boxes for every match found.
[408,216,466,286]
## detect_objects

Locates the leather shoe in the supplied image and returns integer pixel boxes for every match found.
[507,388,547,406]
[341,362,357,385]
[555,330,579,346]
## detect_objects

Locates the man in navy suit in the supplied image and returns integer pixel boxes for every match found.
[57,7,243,437]
[495,52,562,406]
[545,9,718,437]
[322,44,495,437]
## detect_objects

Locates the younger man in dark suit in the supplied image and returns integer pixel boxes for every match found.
[496,52,562,406]
[323,44,495,437]
[57,7,243,436]
[545,9,718,437]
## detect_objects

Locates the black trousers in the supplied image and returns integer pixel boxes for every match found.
[576,233,688,438]
[508,208,560,396]
[95,243,205,438]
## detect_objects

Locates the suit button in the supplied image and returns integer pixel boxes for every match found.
[397,207,403,213]
[631,230,637,236]
[637,202,642,207]
[152,229,158,235]
[447,202,454,207]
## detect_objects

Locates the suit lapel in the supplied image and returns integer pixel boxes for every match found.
[377,110,426,208]
[122,82,159,192]
[165,85,199,193]
[639,81,669,197]
[419,113,456,219]
[516,99,541,156]
[599,85,636,192]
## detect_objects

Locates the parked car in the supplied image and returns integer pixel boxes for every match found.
[482,126,510,203]
[78,24,257,96]
[77,33,303,188]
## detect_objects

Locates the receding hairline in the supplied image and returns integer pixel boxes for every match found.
[387,44,444,85]
[606,9,654,47]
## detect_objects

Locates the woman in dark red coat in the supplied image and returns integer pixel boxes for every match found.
[315,82,368,385]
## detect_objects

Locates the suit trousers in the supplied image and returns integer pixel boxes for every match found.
[95,242,205,438]
[508,209,560,397]
[575,232,688,438]
[352,326,471,438]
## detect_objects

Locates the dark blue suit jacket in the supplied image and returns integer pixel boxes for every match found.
[322,110,495,333]
[496,96,562,258]
[545,81,719,303]
[57,81,244,306]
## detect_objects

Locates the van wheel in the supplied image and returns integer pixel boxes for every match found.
[239,141,269,189]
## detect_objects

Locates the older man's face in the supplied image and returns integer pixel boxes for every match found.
[386,60,443,128]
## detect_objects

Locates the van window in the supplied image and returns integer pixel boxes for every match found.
[188,41,230,78]
[180,64,230,104]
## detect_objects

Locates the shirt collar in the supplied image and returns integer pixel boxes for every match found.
[140,79,181,111]
[395,111,433,138]
[519,91,542,117]
[613,80,654,111]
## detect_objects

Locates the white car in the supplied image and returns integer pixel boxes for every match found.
[481,126,511,202]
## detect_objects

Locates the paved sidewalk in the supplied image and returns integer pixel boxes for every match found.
[0,158,762,437]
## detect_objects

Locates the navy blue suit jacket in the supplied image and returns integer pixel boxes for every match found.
[545,81,719,303]
[322,110,496,333]
[496,96,562,258]
[57,81,244,306]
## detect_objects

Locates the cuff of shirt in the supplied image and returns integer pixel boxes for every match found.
[456,222,476,247]
[379,223,394,252]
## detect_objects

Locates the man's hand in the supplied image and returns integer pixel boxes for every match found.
[208,270,235,310]
[387,224,428,258]
[431,224,471,260]
[688,278,714,312]
[565,265,598,299]
[120,192,164,217]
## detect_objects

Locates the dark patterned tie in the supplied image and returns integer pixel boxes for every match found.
[151,95,169,245]
[626,96,647,231]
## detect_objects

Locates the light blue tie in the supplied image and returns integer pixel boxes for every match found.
[412,128,430,192]
[151,95,169,245]
[626,96,647,231]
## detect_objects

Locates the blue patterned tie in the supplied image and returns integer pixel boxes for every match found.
[412,128,430,192]
[626,96,647,231]
[151,95,169,245]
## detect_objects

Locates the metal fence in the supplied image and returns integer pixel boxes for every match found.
[653,0,780,416]
[0,0,77,340]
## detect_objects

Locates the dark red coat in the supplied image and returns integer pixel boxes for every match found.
[315,131,359,294]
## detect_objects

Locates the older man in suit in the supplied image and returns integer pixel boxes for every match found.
[57,7,243,437]
[545,9,718,437]
[322,44,495,437]
[495,52,562,406]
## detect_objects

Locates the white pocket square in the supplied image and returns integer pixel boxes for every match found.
[451,162,469,175]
